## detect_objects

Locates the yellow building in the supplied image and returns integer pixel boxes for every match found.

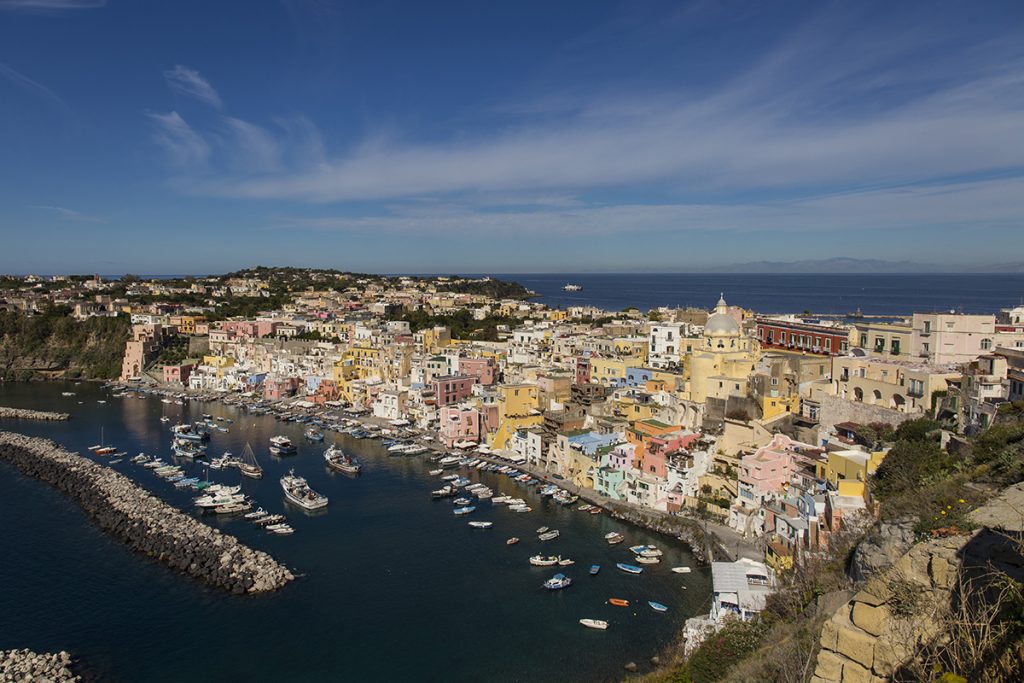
[345,345,382,380]
[418,326,452,355]
[490,384,542,450]
[589,357,627,387]
[826,448,887,497]
[761,395,799,420]
[202,355,235,369]
[682,295,759,403]
[613,337,649,364]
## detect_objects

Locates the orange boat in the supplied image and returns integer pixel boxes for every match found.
[608,598,630,607]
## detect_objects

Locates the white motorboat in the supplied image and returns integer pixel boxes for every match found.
[671,566,692,574]
[324,444,361,474]
[579,619,608,630]
[538,530,560,541]
[529,555,560,567]
[280,470,328,510]
[468,521,493,529]
[269,435,297,456]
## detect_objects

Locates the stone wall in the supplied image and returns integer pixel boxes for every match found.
[0,406,70,421]
[0,431,293,594]
[819,394,914,436]
[1,649,78,682]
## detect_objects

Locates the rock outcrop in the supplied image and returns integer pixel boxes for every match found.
[1,649,78,682]
[812,483,1024,682]
[0,432,293,594]
[0,407,70,421]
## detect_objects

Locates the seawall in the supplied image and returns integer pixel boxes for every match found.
[0,431,293,594]
[0,406,70,421]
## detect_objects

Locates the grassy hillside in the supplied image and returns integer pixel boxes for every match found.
[0,308,130,380]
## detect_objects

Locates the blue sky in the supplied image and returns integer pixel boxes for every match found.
[1,0,1022,274]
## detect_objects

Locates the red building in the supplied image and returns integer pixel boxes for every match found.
[756,318,849,356]
[431,374,478,407]
[575,354,591,385]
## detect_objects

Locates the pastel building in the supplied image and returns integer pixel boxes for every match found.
[432,374,478,408]
[439,405,483,447]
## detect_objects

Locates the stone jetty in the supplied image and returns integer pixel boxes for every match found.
[0,407,70,421]
[0,432,293,594]
[1,649,78,682]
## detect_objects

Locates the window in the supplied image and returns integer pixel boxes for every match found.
[891,339,901,355]
[874,337,885,353]
[923,321,931,333]
[980,338,992,350]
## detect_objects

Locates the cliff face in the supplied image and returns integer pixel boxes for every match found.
[0,311,130,381]
[812,483,1024,682]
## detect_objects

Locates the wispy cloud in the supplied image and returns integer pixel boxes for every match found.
[147,111,210,167]
[0,61,69,113]
[163,65,223,109]
[31,204,104,223]
[0,0,105,11]
[149,4,1024,246]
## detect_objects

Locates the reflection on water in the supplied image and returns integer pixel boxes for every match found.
[1,381,712,682]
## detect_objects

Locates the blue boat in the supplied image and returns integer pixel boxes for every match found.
[648,601,669,612]
[453,506,476,515]
[616,563,643,575]
[589,564,601,575]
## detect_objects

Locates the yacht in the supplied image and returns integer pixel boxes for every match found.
[269,435,297,456]
[529,555,560,567]
[280,470,328,510]
[562,283,582,291]
[324,444,361,474]
[543,573,572,590]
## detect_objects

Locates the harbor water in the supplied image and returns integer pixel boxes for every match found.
[0,382,710,682]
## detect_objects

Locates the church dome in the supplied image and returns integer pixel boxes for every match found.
[705,313,740,335]
[704,293,740,336]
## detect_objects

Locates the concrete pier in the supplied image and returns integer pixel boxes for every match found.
[0,432,293,594]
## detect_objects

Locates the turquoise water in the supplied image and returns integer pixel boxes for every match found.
[0,382,709,681]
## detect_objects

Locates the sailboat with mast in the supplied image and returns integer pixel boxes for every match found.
[89,427,117,455]
[238,442,263,479]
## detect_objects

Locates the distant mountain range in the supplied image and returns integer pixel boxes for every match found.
[710,257,1024,274]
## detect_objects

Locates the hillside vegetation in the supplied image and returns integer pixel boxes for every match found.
[0,308,129,380]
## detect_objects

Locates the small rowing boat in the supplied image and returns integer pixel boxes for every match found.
[506,537,519,545]
[648,601,669,612]
[616,563,643,575]
[589,564,600,575]
[608,598,630,607]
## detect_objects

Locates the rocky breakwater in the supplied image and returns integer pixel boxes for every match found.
[0,406,70,421]
[1,649,78,682]
[0,431,293,594]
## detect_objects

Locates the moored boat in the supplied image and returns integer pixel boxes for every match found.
[538,530,560,541]
[453,506,476,515]
[616,563,643,575]
[506,537,519,545]
[238,442,263,479]
[529,555,560,567]
[589,564,600,575]
[648,601,669,612]
[636,555,660,564]
[579,619,608,630]
[543,573,572,590]
[269,435,297,456]
[324,444,361,474]
[280,469,328,510]
[671,566,692,574]
[468,521,493,529]
[608,598,630,607]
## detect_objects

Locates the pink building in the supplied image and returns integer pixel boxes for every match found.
[432,374,478,407]
[163,363,194,386]
[264,376,300,401]
[439,406,483,447]
[459,357,497,385]
[605,443,636,471]
[738,434,814,504]
[575,355,591,385]
[644,431,701,479]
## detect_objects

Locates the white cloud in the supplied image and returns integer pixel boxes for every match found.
[163,65,223,109]
[30,204,103,222]
[0,0,106,11]
[147,111,210,167]
[272,176,1024,237]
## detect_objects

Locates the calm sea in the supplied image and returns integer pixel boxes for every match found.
[0,383,707,682]
[495,273,1024,315]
